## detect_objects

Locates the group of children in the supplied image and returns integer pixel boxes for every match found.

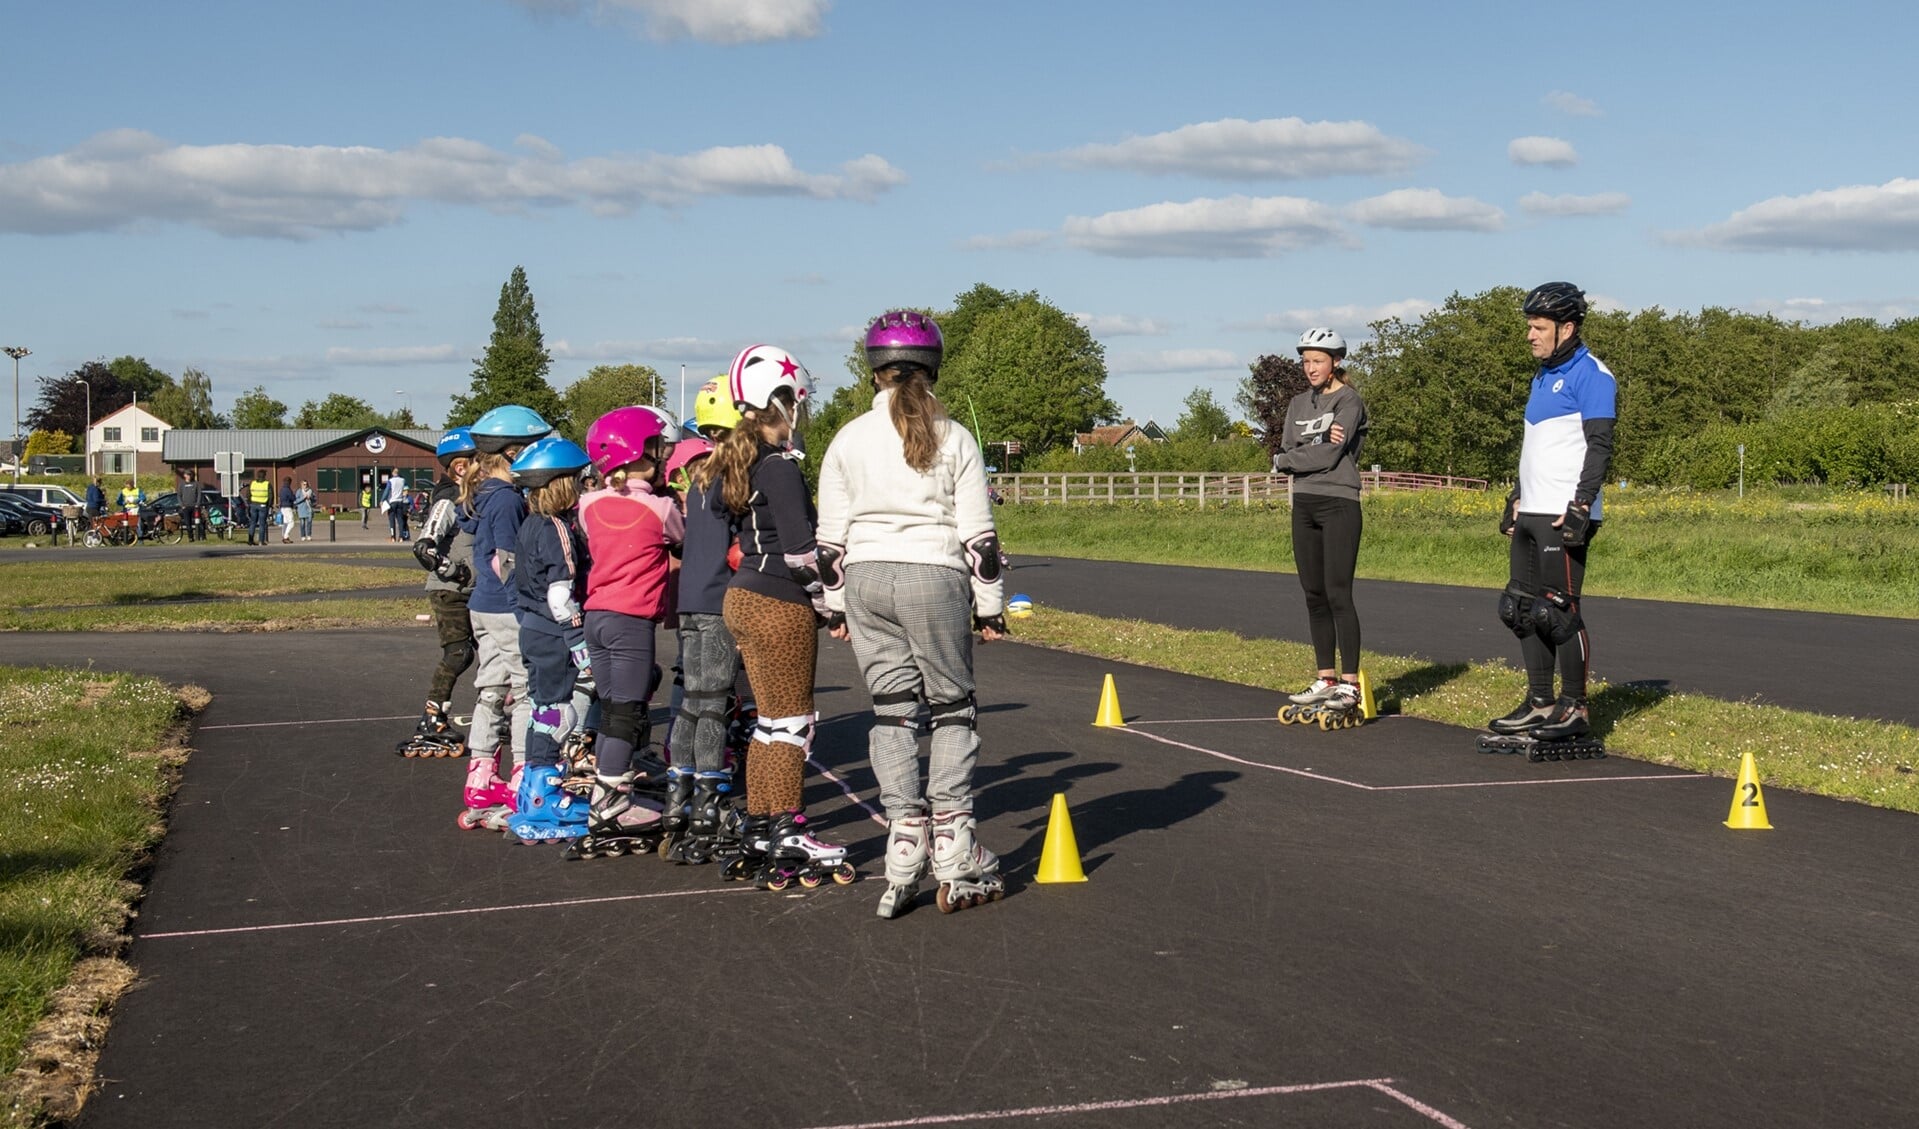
[395,312,1009,917]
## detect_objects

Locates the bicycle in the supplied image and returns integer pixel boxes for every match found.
[205,504,234,541]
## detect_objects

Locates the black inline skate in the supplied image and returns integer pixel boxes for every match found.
[667,770,738,864]
[560,772,668,860]
[1476,695,1605,761]
[395,701,467,758]
[656,766,695,860]
[720,813,772,882]
[759,810,857,892]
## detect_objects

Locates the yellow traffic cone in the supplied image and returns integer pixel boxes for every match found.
[1035,793,1088,884]
[1356,669,1378,720]
[1093,673,1125,727]
[1724,751,1774,830]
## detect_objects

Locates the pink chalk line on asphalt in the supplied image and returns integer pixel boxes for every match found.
[791,1077,1471,1129]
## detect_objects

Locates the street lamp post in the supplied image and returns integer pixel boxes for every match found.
[69,373,91,479]
[4,346,30,485]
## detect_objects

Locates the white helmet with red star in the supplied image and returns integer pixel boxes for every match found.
[728,344,813,415]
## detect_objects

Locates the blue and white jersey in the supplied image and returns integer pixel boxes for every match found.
[1518,345,1616,519]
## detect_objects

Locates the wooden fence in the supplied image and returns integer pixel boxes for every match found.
[988,471,1489,506]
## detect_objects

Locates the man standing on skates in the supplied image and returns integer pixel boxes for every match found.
[1489,281,1616,743]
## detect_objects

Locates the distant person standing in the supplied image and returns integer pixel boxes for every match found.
[295,479,315,541]
[1489,282,1616,742]
[1272,328,1370,718]
[85,477,107,518]
[178,472,203,541]
[278,476,296,544]
[247,469,272,545]
[361,481,374,528]
[385,469,410,542]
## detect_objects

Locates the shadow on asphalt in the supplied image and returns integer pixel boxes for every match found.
[1002,767,1240,877]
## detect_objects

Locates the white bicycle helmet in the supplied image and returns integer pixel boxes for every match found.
[729,344,813,414]
[1296,328,1348,357]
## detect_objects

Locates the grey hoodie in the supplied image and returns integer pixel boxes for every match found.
[1271,383,1369,501]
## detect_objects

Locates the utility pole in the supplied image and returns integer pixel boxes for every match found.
[4,346,29,485]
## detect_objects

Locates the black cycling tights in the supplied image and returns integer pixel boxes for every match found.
[1291,494,1362,676]
[1509,514,1596,701]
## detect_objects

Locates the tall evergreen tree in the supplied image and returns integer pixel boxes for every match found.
[447,266,565,428]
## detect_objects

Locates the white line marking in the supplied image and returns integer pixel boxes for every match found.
[199,715,413,730]
[1115,726,1704,791]
[141,887,750,940]
[791,1077,1470,1129]
[1128,716,1285,725]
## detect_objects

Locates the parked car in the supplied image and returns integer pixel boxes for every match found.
[0,492,63,537]
[0,484,84,508]
[141,490,237,537]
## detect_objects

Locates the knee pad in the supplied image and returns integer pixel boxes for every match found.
[441,637,476,675]
[600,699,643,747]
[476,687,508,713]
[928,694,977,731]
[1529,588,1584,646]
[1497,583,1535,639]
[757,712,815,753]
[530,700,579,742]
[872,688,925,733]
[678,688,729,727]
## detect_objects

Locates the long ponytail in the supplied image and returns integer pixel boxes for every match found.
[880,368,948,473]
[708,422,762,515]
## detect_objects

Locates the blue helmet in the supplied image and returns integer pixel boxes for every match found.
[436,426,477,466]
[510,436,591,490]
[471,405,552,454]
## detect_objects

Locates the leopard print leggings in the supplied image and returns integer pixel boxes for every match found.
[722,588,817,815]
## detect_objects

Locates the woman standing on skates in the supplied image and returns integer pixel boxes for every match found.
[816,310,1007,918]
[1272,328,1370,718]
[711,344,853,891]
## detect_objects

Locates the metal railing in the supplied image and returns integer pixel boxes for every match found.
[986,471,1489,506]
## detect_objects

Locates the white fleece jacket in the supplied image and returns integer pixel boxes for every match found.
[815,388,1004,618]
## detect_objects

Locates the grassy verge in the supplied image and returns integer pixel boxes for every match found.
[0,559,413,610]
[997,487,1919,619]
[1014,608,1919,814]
[0,668,200,1125]
[5,597,427,633]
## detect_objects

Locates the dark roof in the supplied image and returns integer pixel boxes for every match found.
[163,427,446,462]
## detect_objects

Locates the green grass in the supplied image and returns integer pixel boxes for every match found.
[0,668,189,1112]
[998,486,1919,619]
[5,597,427,633]
[1014,609,1919,813]
[0,559,412,611]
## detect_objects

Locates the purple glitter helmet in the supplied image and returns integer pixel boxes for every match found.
[862,309,944,377]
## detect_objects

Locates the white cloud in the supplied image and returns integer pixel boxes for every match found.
[1052,117,1425,179]
[1346,188,1504,232]
[1072,313,1173,336]
[0,130,905,239]
[1742,296,1919,323]
[1672,178,1919,251]
[550,337,737,363]
[959,229,1053,251]
[1227,299,1439,333]
[1508,136,1578,167]
[326,345,465,365]
[1519,191,1631,216]
[1544,90,1602,117]
[1106,349,1244,375]
[510,0,827,43]
[1062,195,1347,259]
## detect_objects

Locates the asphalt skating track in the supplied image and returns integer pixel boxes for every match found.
[5,621,1916,1129]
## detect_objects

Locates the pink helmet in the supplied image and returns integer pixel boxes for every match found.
[663,436,713,493]
[584,405,672,478]
[863,309,944,376]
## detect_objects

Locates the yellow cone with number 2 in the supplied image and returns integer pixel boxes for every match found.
[1724,751,1773,830]
[1035,793,1089,884]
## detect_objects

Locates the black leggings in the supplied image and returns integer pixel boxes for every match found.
[1291,494,1362,675]
[1509,514,1597,700]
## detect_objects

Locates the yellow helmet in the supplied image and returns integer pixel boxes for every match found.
[693,375,742,435]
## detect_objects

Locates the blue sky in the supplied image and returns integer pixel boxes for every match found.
[4,0,1918,432]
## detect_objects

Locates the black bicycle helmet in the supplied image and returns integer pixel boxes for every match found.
[1522,281,1587,324]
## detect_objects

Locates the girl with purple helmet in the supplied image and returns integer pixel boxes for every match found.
[817,309,1008,918]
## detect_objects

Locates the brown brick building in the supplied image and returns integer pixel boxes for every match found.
[162,427,446,510]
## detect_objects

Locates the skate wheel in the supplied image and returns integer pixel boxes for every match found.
[1526,745,1547,763]
[1276,705,1299,724]
[657,835,677,860]
[936,885,972,914]
[832,863,857,886]
[1316,712,1333,731]
[456,810,481,830]
[799,872,825,890]
[765,873,792,892]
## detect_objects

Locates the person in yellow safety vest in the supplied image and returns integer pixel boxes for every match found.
[247,469,273,546]
[117,480,145,514]
[361,484,374,529]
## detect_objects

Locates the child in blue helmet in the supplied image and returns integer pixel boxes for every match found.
[398,428,481,759]
[505,435,598,843]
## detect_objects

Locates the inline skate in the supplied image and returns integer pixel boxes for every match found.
[759,810,857,892]
[720,813,772,882]
[930,808,1003,913]
[562,772,668,859]
[456,752,516,831]
[667,770,738,865]
[1276,678,1364,731]
[655,766,696,859]
[507,763,592,844]
[1476,695,1605,761]
[875,812,929,919]
[397,701,467,758]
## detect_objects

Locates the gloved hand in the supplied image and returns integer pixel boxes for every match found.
[1559,502,1592,548]
[974,612,1007,637]
[1499,486,1520,536]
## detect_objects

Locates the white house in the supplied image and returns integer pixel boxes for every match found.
[88,403,172,478]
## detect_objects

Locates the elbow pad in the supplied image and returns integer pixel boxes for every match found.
[816,542,845,592]
[783,551,830,616]
[546,581,581,625]
[964,532,1003,585]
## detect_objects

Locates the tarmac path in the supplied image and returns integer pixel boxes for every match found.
[3,626,1914,1128]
